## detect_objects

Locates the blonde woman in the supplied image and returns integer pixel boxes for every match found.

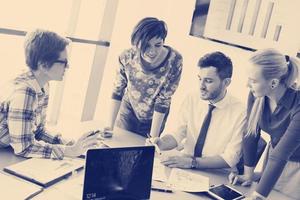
[229,49,300,200]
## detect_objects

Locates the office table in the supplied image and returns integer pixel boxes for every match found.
[0,123,293,200]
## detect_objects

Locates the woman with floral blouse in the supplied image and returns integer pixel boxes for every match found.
[107,17,183,138]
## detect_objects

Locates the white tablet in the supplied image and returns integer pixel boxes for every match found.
[208,184,244,200]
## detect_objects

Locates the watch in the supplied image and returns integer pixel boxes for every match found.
[191,157,197,169]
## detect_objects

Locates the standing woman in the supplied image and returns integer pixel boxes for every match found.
[230,49,300,200]
[107,17,183,138]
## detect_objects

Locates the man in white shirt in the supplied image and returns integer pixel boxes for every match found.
[147,51,246,170]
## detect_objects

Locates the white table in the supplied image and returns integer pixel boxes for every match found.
[0,122,292,200]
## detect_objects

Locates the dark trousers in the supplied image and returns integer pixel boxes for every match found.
[116,99,169,138]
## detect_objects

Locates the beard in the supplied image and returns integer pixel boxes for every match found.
[200,85,224,101]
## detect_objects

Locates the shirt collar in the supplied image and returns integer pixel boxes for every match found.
[207,91,231,109]
[19,70,48,95]
[277,87,296,109]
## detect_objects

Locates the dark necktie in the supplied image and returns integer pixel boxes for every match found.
[194,104,216,157]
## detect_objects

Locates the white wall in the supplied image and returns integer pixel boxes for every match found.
[95,0,252,131]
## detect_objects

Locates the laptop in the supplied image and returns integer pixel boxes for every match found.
[82,146,155,200]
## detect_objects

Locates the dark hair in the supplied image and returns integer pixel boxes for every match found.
[24,29,70,70]
[197,51,233,79]
[131,17,167,53]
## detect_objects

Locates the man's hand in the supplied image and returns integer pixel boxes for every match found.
[160,155,193,169]
[100,127,113,138]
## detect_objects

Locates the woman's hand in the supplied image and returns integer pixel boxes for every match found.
[145,135,160,146]
[244,192,266,200]
[228,172,253,187]
[100,127,113,138]
[64,131,101,158]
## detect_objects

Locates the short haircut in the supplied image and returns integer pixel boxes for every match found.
[24,29,70,70]
[197,51,233,79]
[131,17,167,53]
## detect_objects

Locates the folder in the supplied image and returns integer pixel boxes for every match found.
[4,157,85,187]
[0,172,43,200]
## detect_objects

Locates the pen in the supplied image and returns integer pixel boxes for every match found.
[88,130,100,137]
[151,187,173,193]
[147,134,161,155]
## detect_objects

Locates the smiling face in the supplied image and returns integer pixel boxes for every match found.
[43,49,69,81]
[141,36,164,63]
[247,63,272,97]
[198,66,228,101]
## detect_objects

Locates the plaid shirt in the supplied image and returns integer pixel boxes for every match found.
[0,71,65,159]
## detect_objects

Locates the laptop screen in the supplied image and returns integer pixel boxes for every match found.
[83,146,155,200]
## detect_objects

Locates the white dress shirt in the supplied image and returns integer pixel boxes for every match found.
[170,90,246,167]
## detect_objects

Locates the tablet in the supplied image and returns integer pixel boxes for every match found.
[208,184,244,200]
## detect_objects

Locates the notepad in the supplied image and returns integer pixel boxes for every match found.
[0,172,43,200]
[4,157,85,187]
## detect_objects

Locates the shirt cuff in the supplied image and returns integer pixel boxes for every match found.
[171,133,184,148]
[220,152,240,168]
[53,134,64,144]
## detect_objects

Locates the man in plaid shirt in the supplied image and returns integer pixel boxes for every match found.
[0,29,100,159]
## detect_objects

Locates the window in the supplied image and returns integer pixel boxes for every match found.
[0,0,118,129]
[190,0,300,55]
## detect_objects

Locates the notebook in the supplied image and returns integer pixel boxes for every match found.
[82,146,155,200]
[4,157,85,187]
[0,172,43,200]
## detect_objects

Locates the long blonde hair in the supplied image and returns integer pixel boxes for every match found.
[246,48,300,136]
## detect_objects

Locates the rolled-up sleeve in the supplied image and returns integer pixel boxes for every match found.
[154,55,182,113]
[171,94,189,145]
[112,55,128,101]
[8,87,65,159]
[220,110,246,167]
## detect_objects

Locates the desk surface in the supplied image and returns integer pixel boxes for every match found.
[0,123,292,200]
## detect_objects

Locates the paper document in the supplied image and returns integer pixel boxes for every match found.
[4,157,85,187]
[0,172,43,200]
[152,158,168,182]
[167,168,209,192]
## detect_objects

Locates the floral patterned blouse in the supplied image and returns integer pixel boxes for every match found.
[112,46,183,121]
